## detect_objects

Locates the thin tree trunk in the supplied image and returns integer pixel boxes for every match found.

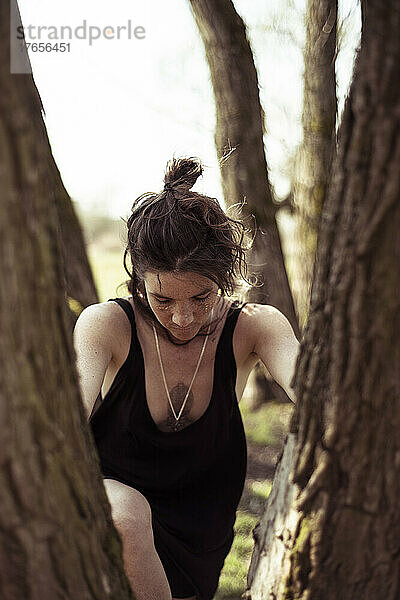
[293,0,337,331]
[0,2,133,597]
[51,152,99,316]
[246,1,400,597]
[189,0,300,404]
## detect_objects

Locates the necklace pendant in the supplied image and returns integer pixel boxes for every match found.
[153,308,214,436]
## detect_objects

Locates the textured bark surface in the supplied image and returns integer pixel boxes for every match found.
[293,0,337,331]
[0,2,134,598]
[189,0,300,403]
[246,1,400,598]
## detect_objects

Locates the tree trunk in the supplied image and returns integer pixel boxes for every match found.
[51,152,99,320]
[246,1,400,597]
[245,433,300,599]
[293,0,337,331]
[189,0,300,404]
[0,2,133,597]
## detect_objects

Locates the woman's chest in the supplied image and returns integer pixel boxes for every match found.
[101,302,257,431]
[140,338,219,432]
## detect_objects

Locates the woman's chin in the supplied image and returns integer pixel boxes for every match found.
[169,325,198,341]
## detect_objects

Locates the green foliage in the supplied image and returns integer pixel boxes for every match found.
[241,402,289,446]
[214,511,258,600]
[250,480,272,500]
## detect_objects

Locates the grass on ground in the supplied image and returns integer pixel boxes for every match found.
[214,397,293,599]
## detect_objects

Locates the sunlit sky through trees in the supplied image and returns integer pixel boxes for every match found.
[17,0,360,220]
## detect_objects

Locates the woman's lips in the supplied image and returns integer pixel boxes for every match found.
[170,323,198,335]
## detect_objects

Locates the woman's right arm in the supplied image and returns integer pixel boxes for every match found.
[73,304,113,420]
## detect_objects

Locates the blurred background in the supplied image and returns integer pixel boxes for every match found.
[18,0,360,303]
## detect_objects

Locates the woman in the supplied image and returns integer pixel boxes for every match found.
[73,157,299,600]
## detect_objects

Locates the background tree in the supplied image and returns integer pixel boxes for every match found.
[292,0,337,331]
[246,0,400,597]
[0,1,133,596]
[189,0,300,404]
[8,3,99,330]
[51,150,99,326]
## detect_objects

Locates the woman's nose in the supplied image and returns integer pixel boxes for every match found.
[171,306,194,328]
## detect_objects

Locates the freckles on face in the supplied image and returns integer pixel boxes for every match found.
[143,271,218,334]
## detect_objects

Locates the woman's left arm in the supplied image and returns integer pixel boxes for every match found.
[250,304,300,404]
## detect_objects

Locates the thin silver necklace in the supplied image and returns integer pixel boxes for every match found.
[152,309,214,428]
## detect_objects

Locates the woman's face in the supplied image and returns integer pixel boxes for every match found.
[143,271,219,341]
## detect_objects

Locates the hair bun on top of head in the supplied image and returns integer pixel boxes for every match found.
[163,157,203,193]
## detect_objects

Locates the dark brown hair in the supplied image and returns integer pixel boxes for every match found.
[118,156,253,344]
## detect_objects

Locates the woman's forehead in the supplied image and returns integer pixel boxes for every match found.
[144,271,216,297]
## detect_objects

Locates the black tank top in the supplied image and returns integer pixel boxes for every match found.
[89,298,248,600]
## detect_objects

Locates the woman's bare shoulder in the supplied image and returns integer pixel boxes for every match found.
[77,297,133,341]
[234,302,291,351]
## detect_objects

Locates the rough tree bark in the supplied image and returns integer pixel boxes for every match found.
[293,0,337,331]
[0,1,133,597]
[189,0,300,404]
[246,1,400,598]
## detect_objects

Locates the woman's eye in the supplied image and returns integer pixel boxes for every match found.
[195,294,211,302]
[155,294,211,306]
